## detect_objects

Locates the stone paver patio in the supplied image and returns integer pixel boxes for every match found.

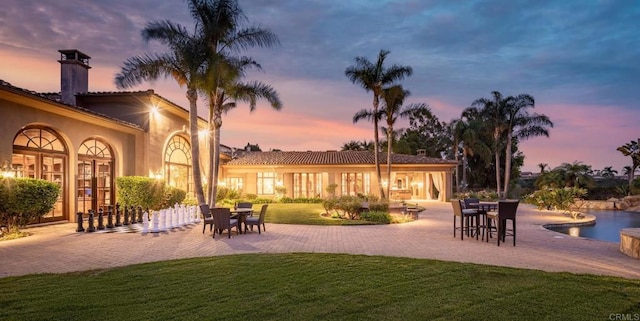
[1,202,639,279]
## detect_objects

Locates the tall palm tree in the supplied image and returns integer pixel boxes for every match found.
[378,85,421,198]
[469,91,510,198]
[617,139,640,189]
[115,19,208,205]
[557,161,594,188]
[186,0,281,205]
[345,50,413,200]
[501,93,553,197]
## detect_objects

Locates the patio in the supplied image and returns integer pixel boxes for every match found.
[1,201,639,279]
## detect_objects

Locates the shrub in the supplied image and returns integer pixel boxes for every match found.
[116,176,164,210]
[454,190,499,201]
[0,178,60,234]
[524,186,587,219]
[161,186,187,208]
[367,200,389,212]
[322,197,338,217]
[360,210,392,224]
[334,195,364,220]
[244,193,258,200]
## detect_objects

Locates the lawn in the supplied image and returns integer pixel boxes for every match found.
[258,203,421,225]
[0,253,639,320]
[260,203,379,225]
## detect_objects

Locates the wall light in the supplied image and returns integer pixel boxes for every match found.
[150,105,160,116]
[1,160,15,178]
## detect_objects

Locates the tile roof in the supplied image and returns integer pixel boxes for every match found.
[0,80,143,130]
[226,151,458,166]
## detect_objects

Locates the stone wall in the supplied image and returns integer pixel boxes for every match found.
[607,195,640,212]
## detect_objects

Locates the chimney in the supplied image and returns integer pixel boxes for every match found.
[58,49,91,105]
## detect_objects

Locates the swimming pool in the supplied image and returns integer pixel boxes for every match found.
[546,210,640,243]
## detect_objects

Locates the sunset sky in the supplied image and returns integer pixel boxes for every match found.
[1,0,638,173]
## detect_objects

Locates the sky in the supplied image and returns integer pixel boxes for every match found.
[1,0,639,173]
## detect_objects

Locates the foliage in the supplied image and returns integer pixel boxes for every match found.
[280,197,323,204]
[181,193,197,206]
[367,200,389,212]
[0,178,60,234]
[322,197,339,217]
[274,186,287,199]
[397,105,449,157]
[524,187,587,219]
[453,190,499,201]
[215,187,241,203]
[160,186,187,209]
[359,210,392,224]
[325,183,338,197]
[334,195,364,220]
[244,193,258,200]
[115,176,164,210]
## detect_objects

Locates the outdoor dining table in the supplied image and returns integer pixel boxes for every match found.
[477,201,498,212]
[230,208,253,234]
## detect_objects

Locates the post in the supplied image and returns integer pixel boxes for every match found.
[75,212,85,232]
[137,206,143,223]
[115,205,122,227]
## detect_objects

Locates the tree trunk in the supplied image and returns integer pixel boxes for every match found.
[503,130,513,198]
[453,139,459,194]
[373,94,385,200]
[386,127,392,199]
[187,88,206,206]
[494,129,502,199]
[462,146,468,192]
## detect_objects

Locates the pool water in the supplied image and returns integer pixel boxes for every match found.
[546,210,640,243]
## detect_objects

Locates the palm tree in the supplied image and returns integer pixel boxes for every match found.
[345,50,413,200]
[538,163,548,174]
[378,85,421,198]
[186,0,281,205]
[617,139,640,189]
[468,91,510,197]
[600,166,618,178]
[115,19,208,205]
[501,93,553,197]
[341,140,363,151]
[557,161,594,188]
[470,91,552,198]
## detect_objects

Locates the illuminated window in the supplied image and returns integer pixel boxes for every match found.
[227,177,244,191]
[293,173,322,198]
[12,126,67,222]
[340,173,370,196]
[164,135,192,193]
[257,172,276,195]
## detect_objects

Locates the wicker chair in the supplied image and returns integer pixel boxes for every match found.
[212,207,239,239]
[235,202,254,217]
[244,204,267,234]
[496,200,520,246]
[451,199,480,240]
[199,204,214,234]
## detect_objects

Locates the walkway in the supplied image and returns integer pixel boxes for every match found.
[1,202,639,279]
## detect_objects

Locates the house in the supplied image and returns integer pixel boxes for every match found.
[0,49,456,224]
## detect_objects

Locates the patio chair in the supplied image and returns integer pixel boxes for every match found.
[244,204,267,234]
[199,204,214,234]
[212,207,239,239]
[451,199,480,240]
[496,200,520,246]
[235,201,254,217]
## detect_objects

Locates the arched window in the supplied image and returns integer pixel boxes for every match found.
[77,138,114,214]
[12,126,67,222]
[164,135,192,193]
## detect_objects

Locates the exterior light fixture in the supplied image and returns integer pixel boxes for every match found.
[1,161,15,178]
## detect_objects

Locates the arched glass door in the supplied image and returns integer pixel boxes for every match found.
[77,139,114,214]
[12,126,67,222]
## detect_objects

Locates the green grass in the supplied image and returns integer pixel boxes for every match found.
[1,253,639,320]
[262,203,378,225]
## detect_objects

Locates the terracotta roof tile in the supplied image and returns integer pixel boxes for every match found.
[226,151,457,166]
